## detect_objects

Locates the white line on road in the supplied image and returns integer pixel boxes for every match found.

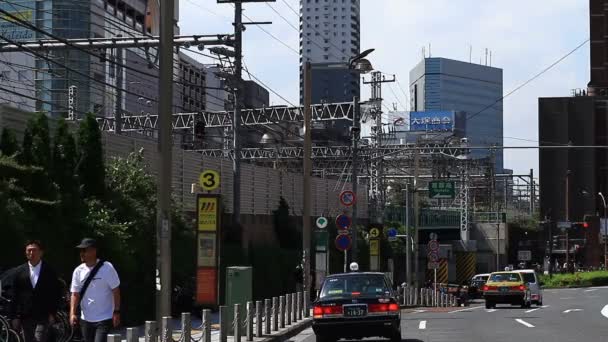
[559,297,573,300]
[486,309,497,313]
[563,309,583,313]
[412,310,427,314]
[525,308,541,313]
[584,289,597,292]
[419,321,427,330]
[515,319,535,328]
[601,305,608,319]
[448,306,483,314]
[542,305,550,308]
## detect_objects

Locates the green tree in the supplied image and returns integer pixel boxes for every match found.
[51,118,77,191]
[77,113,105,198]
[0,127,19,156]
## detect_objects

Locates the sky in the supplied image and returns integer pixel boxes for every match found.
[177,0,590,176]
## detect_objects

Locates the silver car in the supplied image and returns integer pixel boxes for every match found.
[517,269,544,306]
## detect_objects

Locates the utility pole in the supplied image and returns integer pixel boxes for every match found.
[413,147,420,287]
[351,96,360,262]
[404,184,411,286]
[565,170,571,268]
[363,71,395,223]
[156,0,174,320]
[221,0,273,252]
[303,61,312,303]
[114,36,123,135]
[530,169,535,215]
[233,0,243,230]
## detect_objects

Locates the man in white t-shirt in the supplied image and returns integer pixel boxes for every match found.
[69,238,121,342]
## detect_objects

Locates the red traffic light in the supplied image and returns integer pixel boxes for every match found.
[583,222,589,229]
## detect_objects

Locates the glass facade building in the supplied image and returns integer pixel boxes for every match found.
[409,57,504,171]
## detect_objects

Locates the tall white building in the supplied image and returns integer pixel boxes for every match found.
[299,0,360,105]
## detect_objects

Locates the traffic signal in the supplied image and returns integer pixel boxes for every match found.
[572,222,589,229]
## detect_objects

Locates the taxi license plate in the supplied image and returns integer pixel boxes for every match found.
[499,286,509,292]
[343,305,367,317]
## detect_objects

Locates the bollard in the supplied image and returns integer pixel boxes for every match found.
[286,294,292,325]
[291,293,297,323]
[255,301,263,338]
[202,310,212,342]
[304,291,310,318]
[145,321,157,342]
[279,296,286,328]
[234,304,241,342]
[246,302,254,341]
[182,313,192,342]
[127,328,137,342]
[161,317,171,342]
[219,306,228,342]
[107,334,121,342]
[297,292,303,321]
[264,299,271,335]
[272,297,279,331]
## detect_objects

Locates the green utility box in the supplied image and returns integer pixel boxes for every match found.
[225,266,252,335]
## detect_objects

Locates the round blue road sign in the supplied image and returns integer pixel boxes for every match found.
[335,234,352,252]
[336,214,352,230]
[388,228,398,238]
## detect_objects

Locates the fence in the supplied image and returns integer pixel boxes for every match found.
[106,291,310,342]
[400,287,459,308]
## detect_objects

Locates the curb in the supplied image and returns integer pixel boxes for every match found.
[260,318,312,342]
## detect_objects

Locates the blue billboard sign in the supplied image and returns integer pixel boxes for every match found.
[409,111,455,132]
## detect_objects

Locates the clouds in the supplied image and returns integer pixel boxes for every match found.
[179,0,590,175]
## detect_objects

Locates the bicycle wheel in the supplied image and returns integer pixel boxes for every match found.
[50,312,74,342]
[0,316,11,342]
[7,328,22,342]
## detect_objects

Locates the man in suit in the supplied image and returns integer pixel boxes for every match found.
[10,240,62,342]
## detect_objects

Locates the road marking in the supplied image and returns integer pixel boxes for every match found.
[448,306,483,314]
[585,289,597,292]
[412,310,427,314]
[602,305,608,319]
[542,305,550,308]
[515,319,535,328]
[563,309,583,313]
[418,321,426,330]
[559,297,573,300]
[525,308,541,313]
[486,309,497,313]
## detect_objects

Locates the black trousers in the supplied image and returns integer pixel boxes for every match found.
[80,320,112,342]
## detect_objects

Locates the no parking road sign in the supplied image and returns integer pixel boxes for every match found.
[335,234,352,252]
[339,190,356,207]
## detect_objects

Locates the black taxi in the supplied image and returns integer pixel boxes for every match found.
[312,272,401,342]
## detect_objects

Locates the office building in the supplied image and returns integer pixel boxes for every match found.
[299,0,360,104]
[0,0,174,118]
[409,57,504,171]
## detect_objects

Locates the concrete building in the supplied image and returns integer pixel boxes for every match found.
[176,51,206,113]
[0,0,174,118]
[409,57,504,171]
[299,0,360,104]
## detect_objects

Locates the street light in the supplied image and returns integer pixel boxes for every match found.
[302,49,375,305]
[599,192,607,268]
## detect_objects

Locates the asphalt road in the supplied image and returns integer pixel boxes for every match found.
[288,286,608,342]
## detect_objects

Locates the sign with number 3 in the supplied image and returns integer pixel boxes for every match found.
[200,170,220,191]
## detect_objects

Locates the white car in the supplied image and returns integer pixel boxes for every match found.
[517,269,544,306]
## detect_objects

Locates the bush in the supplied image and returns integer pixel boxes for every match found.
[540,271,608,288]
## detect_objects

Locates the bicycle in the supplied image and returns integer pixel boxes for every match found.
[0,296,23,342]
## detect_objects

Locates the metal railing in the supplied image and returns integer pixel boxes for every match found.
[400,287,460,308]
[106,291,310,342]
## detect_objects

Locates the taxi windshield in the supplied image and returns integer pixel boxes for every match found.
[489,273,522,282]
[320,275,389,299]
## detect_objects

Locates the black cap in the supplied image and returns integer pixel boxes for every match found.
[76,238,97,249]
